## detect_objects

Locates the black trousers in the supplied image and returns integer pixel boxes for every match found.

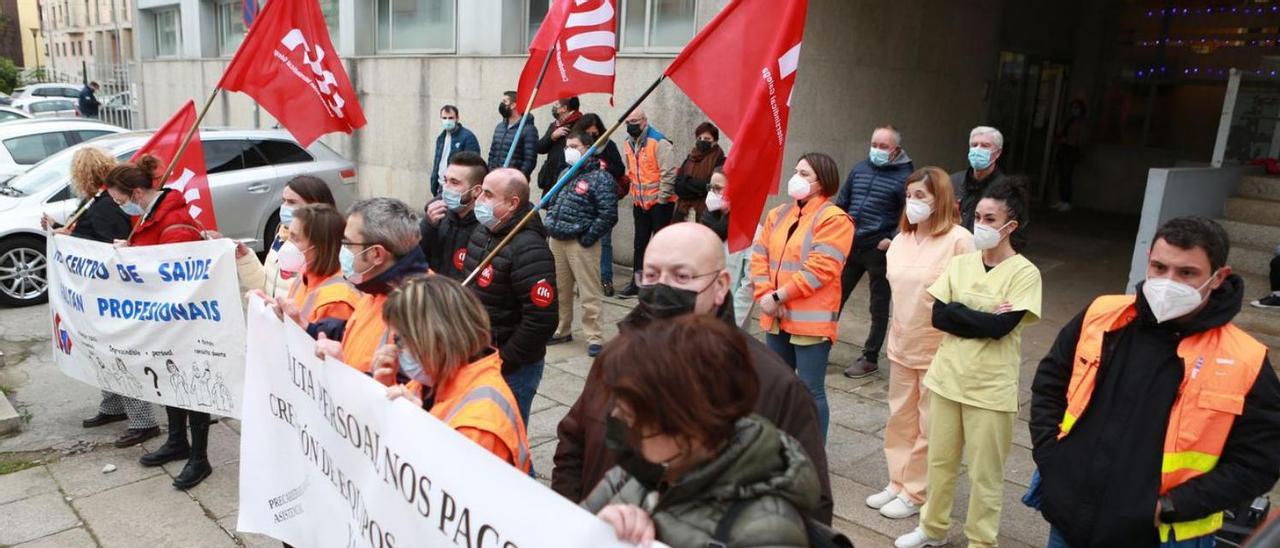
[164,406,210,458]
[1271,253,1279,292]
[632,203,674,277]
[838,245,891,361]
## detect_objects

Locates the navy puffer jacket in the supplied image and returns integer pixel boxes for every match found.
[543,161,618,247]
[835,152,914,249]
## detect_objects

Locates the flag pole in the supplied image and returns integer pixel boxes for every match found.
[464,75,666,287]
[503,44,557,168]
[156,87,221,186]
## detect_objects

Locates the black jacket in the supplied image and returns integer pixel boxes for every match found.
[418,202,479,281]
[488,116,539,179]
[67,192,131,243]
[535,112,582,191]
[1030,275,1280,547]
[950,167,1029,251]
[543,160,618,246]
[551,300,835,524]
[463,202,558,371]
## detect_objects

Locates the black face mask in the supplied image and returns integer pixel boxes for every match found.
[499,103,512,118]
[695,140,712,152]
[626,123,644,138]
[605,415,667,489]
[636,282,700,320]
[700,210,730,241]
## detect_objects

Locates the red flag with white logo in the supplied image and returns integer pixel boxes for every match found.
[665,0,808,251]
[217,0,365,147]
[131,100,217,230]
[516,0,617,113]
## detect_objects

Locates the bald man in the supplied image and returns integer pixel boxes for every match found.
[618,107,677,298]
[552,222,835,524]
[464,168,558,424]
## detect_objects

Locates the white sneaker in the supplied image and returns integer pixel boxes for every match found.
[894,527,946,548]
[865,486,898,509]
[880,494,921,519]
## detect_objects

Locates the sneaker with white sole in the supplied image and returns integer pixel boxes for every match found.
[1251,292,1280,309]
[880,494,921,519]
[865,486,898,509]
[894,527,946,548]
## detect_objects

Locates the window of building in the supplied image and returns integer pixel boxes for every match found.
[215,0,246,56]
[526,0,550,45]
[153,8,181,57]
[320,0,340,49]
[88,40,93,56]
[622,0,695,52]
[376,0,455,53]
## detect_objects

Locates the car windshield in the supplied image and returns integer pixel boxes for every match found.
[5,141,131,196]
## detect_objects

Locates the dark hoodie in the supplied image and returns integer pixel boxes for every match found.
[419,202,479,281]
[1030,275,1280,547]
[463,202,558,371]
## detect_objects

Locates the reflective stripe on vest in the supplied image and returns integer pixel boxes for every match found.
[1062,294,1267,543]
[765,202,845,295]
[442,385,531,470]
[626,137,669,209]
[757,199,852,340]
[288,273,353,322]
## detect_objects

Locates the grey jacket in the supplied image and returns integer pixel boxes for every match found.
[581,416,820,548]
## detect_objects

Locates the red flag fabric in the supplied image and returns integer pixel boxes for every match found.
[665,0,809,251]
[516,0,617,113]
[218,0,365,147]
[131,100,217,230]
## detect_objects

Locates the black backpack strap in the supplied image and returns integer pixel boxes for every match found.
[708,499,752,548]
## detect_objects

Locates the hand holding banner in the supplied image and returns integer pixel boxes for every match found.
[238,296,648,547]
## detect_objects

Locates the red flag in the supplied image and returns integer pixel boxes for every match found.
[218,0,365,147]
[516,0,616,113]
[665,0,808,251]
[131,100,217,230]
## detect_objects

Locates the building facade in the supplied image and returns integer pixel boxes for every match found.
[16,0,48,70]
[41,0,134,80]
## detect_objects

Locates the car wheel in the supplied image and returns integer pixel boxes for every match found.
[0,236,50,307]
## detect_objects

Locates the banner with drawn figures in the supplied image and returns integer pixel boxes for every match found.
[47,235,247,418]
[237,297,640,548]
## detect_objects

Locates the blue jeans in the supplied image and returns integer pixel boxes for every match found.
[764,333,831,440]
[600,231,613,284]
[501,360,545,426]
[1047,527,1214,548]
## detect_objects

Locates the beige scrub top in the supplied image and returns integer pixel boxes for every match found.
[885,224,974,370]
[923,251,1042,413]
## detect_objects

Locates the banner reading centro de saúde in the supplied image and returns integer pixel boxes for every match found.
[47,234,247,418]
[237,297,643,548]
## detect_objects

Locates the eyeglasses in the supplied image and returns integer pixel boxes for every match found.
[634,269,719,288]
[341,240,379,249]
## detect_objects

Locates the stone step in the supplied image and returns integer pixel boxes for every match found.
[1233,272,1280,363]
[1225,197,1280,228]
[1228,243,1275,278]
[0,388,20,437]
[1238,174,1280,202]
[1220,219,1280,254]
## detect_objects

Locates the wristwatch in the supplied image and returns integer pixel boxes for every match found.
[1158,495,1177,524]
[770,292,781,303]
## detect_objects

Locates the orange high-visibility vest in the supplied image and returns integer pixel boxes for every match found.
[287,271,359,325]
[340,292,390,373]
[625,135,671,210]
[409,353,531,472]
[1059,295,1267,543]
[749,195,855,342]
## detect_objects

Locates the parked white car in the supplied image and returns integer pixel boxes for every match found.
[0,107,32,123]
[10,83,82,109]
[23,98,80,118]
[0,119,127,183]
[0,128,359,306]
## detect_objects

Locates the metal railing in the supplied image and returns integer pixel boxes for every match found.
[18,62,140,130]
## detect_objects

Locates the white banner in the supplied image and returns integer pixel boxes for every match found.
[237,297,640,548]
[47,235,247,417]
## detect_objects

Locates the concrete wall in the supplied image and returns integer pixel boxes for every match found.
[1126,165,1255,291]
[136,0,1003,267]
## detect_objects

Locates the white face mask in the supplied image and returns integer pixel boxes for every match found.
[973,221,1010,251]
[276,241,308,273]
[1143,273,1217,323]
[705,190,725,212]
[905,198,932,224]
[563,146,583,166]
[787,174,814,201]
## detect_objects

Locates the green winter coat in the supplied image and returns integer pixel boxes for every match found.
[580,415,821,548]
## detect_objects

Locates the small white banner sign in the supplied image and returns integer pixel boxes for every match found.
[236,296,641,547]
[47,235,246,417]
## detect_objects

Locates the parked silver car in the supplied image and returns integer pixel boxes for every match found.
[0,128,359,306]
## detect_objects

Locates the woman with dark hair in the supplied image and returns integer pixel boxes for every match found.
[573,113,626,296]
[673,121,725,222]
[582,315,820,546]
[235,175,338,297]
[896,176,1041,548]
[749,152,854,440]
[104,155,213,490]
[266,204,359,339]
